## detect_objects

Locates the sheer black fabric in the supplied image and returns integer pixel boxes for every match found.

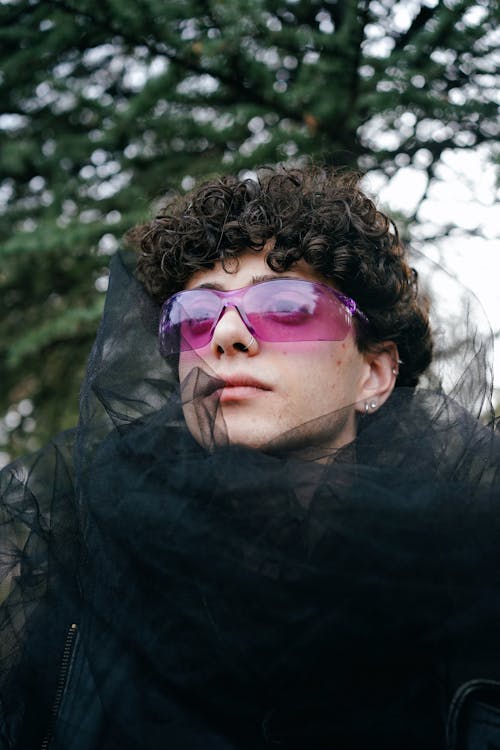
[1,251,500,749]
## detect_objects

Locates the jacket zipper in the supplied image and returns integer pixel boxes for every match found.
[40,623,78,750]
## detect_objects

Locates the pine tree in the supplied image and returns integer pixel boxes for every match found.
[1,0,498,460]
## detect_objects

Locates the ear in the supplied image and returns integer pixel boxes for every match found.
[355,342,400,415]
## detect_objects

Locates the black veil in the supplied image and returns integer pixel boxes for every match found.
[1,250,500,750]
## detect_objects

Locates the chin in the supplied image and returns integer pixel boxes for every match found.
[219,421,275,451]
[224,410,357,456]
[183,406,357,455]
[221,419,318,454]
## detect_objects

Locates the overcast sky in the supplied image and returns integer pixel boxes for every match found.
[366,144,500,392]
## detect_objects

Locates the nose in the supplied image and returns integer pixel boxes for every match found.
[210,306,258,357]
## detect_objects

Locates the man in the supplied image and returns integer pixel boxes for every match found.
[1,166,499,750]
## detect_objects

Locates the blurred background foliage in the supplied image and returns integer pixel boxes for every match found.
[0,0,499,463]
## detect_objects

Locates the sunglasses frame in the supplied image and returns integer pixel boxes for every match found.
[159,279,369,355]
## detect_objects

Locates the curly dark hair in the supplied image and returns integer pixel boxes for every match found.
[127,166,433,387]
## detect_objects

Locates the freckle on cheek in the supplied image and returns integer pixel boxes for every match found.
[336,360,342,366]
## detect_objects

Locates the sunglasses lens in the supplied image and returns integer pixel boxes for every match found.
[160,292,221,354]
[159,280,355,354]
[246,281,352,342]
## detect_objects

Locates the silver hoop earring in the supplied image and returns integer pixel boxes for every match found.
[364,399,378,413]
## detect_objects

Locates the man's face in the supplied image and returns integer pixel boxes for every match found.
[178,251,375,453]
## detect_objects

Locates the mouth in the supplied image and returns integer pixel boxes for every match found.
[218,374,272,403]
[180,368,272,404]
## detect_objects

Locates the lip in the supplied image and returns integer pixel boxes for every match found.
[221,374,271,389]
[217,373,272,403]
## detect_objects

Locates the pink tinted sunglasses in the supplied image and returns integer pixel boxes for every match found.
[159,278,369,356]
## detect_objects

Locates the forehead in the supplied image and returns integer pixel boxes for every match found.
[184,250,330,291]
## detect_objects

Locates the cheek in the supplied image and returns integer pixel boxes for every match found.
[288,342,362,396]
[178,353,192,381]
[178,349,211,380]
[274,346,339,395]
[284,340,353,368]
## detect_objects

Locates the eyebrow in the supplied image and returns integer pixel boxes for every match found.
[192,274,298,291]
